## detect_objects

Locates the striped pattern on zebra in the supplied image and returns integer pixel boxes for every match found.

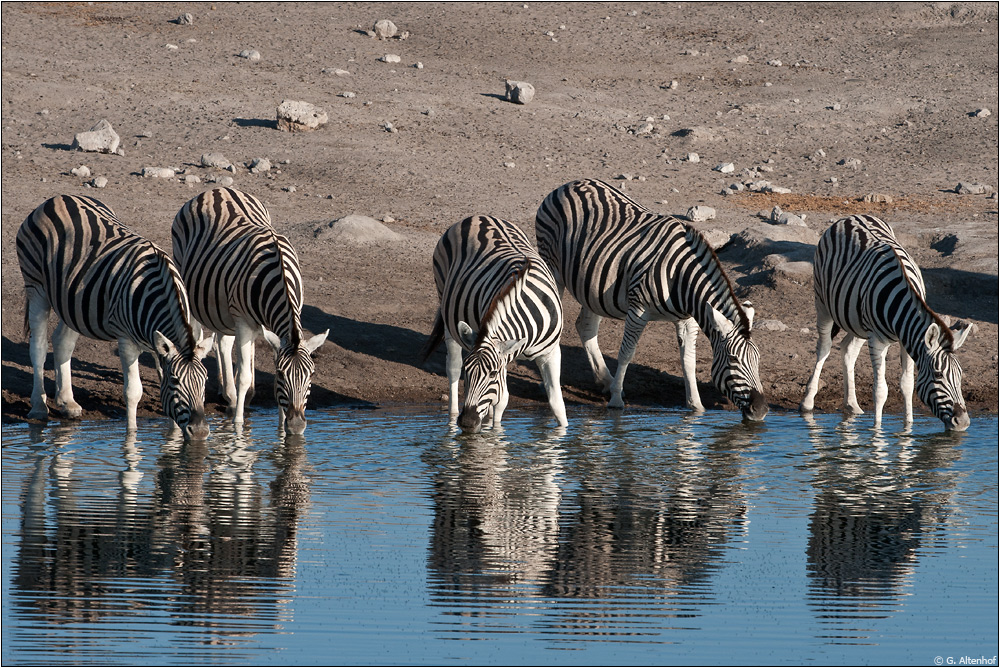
[535,178,767,420]
[16,195,214,438]
[172,188,328,434]
[800,215,972,431]
[423,215,567,432]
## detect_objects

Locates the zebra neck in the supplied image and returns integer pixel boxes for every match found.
[127,257,196,355]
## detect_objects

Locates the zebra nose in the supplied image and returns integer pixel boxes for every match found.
[285,407,307,435]
[742,389,768,422]
[185,414,210,440]
[457,406,482,433]
[947,405,970,432]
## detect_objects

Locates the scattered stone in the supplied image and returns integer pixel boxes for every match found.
[862,193,894,203]
[238,49,261,62]
[955,182,995,195]
[201,152,234,170]
[323,68,352,76]
[503,161,516,168]
[686,205,716,222]
[373,19,397,39]
[142,167,176,178]
[379,54,401,63]
[314,214,406,243]
[757,318,789,332]
[971,108,991,117]
[383,122,397,133]
[683,48,699,56]
[716,224,820,271]
[381,215,396,223]
[276,100,328,132]
[184,174,201,184]
[746,180,771,192]
[504,80,535,104]
[71,165,91,178]
[249,157,272,174]
[284,185,296,193]
[700,229,732,248]
[166,43,179,51]
[661,80,679,90]
[826,176,838,184]
[685,152,700,163]
[339,91,356,99]
[766,59,782,67]
[415,61,424,69]
[207,174,234,187]
[838,157,862,170]
[730,55,749,64]
[72,119,121,154]
[91,176,108,188]
[828,102,841,111]
[769,205,807,227]
[764,185,792,194]
[713,162,735,173]
[173,13,194,25]
[616,173,633,181]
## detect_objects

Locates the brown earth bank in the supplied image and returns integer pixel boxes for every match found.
[2,2,998,428]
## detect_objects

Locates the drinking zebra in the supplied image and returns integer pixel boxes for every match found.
[423,215,567,432]
[172,188,328,434]
[800,215,972,431]
[535,178,767,420]
[16,195,214,438]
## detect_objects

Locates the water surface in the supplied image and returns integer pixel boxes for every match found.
[2,408,997,665]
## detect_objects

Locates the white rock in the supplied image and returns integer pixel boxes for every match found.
[339,91,356,98]
[201,152,233,170]
[166,44,179,51]
[314,214,406,243]
[373,19,397,39]
[415,61,424,69]
[238,49,261,62]
[71,165,91,178]
[713,162,735,173]
[284,185,296,193]
[276,100,328,132]
[504,80,535,104]
[91,176,108,188]
[503,161,516,168]
[757,319,788,331]
[141,167,175,178]
[862,193,893,203]
[730,55,749,64]
[767,59,782,66]
[972,108,991,117]
[379,54,401,63]
[839,157,862,170]
[207,174,234,187]
[686,205,716,222]
[249,158,272,174]
[685,152,700,163]
[764,185,792,194]
[383,122,397,133]
[72,119,120,154]
[174,13,194,25]
[184,174,201,184]
[955,182,995,195]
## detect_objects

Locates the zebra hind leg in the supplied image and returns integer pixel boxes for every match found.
[841,333,866,416]
[52,321,83,418]
[607,306,649,410]
[25,289,51,421]
[575,307,613,394]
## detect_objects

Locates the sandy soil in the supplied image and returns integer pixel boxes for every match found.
[2,2,997,427]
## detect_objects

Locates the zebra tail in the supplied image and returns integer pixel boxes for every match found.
[831,323,841,339]
[421,311,445,365]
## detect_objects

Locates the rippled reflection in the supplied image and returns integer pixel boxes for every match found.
[424,414,757,642]
[9,421,310,656]
[804,415,961,645]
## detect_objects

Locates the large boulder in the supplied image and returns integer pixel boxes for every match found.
[314,215,405,243]
[276,100,328,132]
[72,119,121,154]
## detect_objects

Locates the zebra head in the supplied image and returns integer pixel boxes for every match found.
[708,303,768,422]
[456,321,525,433]
[153,330,213,440]
[916,321,972,431]
[263,328,329,434]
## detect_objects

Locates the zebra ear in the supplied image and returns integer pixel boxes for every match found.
[304,329,329,354]
[498,337,528,357]
[457,321,477,349]
[949,321,973,350]
[194,333,214,360]
[262,327,284,353]
[923,323,942,350]
[710,308,735,336]
[741,301,755,330]
[154,330,179,360]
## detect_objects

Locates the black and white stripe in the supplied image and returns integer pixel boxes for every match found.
[801,215,971,430]
[17,195,213,438]
[423,215,567,432]
[172,188,328,434]
[535,178,767,420]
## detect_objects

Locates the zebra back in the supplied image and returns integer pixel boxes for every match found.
[536,178,751,334]
[17,194,197,355]
[172,188,305,345]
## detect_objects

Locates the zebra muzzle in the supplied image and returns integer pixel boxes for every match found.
[457,406,483,433]
[947,404,970,432]
[742,389,768,422]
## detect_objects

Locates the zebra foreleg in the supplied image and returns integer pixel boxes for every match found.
[214,333,238,413]
[535,347,568,427]
[869,337,892,427]
[26,290,51,421]
[52,321,82,418]
[443,330,463,423]
[118,338,144,431]
[575,308,612,393]
[841,334,866,416]
[608,307,649,410]
[801,303,836,413]
[900,346,915,425]
[232,321,258,425]
[674,318,704,412]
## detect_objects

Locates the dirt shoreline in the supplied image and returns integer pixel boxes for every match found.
[2,2,997,427]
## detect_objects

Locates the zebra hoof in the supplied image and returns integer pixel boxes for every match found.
[27,405,50,422]
[56,402,83,419]
[607,397,625,410]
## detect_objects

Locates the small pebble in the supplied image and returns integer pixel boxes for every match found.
[380,54,401,63]
[71,165,91,178]
[238,49,261,62]
[91,176,108,188]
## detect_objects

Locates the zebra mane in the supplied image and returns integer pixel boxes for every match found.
[265,227,303,347]
[683,224,752,335]
[151,244,198,353]
[890,246,955,350]
[475,258,532,346]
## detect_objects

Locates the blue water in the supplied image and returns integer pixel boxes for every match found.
[2,408,997,666]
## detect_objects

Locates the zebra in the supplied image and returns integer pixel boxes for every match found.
[800,215,972,431]
[171,188,328,434]
[16,195,214,438]
[422,215,567,433]
[535,178,767,421]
